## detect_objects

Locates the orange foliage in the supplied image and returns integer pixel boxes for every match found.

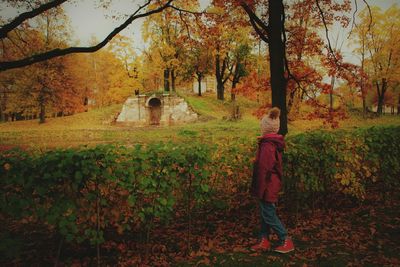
[234,71,269,100]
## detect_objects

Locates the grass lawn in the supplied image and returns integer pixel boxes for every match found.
[1,92,399,149]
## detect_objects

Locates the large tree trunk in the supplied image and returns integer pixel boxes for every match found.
[217,81,224,100]
[164,68,170,92]
[268,0,288,135]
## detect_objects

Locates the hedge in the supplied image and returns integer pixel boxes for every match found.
[284,126,400,203]
[0,126,399,250]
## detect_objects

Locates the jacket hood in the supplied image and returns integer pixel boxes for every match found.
[259,133,285,150]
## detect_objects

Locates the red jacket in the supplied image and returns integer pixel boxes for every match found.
[251,133,285,203]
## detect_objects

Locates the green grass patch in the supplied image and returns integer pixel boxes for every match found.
[0,93,399,149]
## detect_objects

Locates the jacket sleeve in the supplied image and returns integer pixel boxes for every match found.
[257,143,277,181]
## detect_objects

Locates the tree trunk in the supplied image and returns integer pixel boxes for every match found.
[171,69,176,92]
[329,76,335,111]
[362,97,367,116]
[215,53,225,100]
[376,78,387,116]
[39,88,46,124]
[164,68,170,92]
[287,88,297,114]
[231,80,237,101]
[397,93,400,115]
[361,30,367,116]
[232,62,240,90]
[197,72,202,96]
[231,62,240,101]
[39,101,46,124]
[84,96,88,112]
[268,0,288,135]
[217,81,224,100]
[0,102,3,122]
[377,96,384,115]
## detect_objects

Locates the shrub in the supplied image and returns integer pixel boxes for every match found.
[1,125,399,250]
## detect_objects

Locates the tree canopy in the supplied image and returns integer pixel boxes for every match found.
[1,0,399,128]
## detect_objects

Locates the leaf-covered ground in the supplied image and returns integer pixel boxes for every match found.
[3,187,398,266]
[121,189,400,267]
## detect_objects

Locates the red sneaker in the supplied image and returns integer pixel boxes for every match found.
[250,237,271,251]
[274,238,294,253]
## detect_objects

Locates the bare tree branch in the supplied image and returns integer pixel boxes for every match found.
[248,15,269,43]
[176,8,192,40]
[347,0,358,38]
[0,0,174,72]
[0,0,68,39]
[169,5,205,15]
[240,1,269,43]
[348,0,372,38]
[362,0,373,32]
[315,0,337,63]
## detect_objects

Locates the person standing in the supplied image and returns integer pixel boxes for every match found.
[250,107,294,253]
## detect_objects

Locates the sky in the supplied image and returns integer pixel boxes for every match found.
[63,0,212,49]
[1,0,399,64]
[330,0,399,64]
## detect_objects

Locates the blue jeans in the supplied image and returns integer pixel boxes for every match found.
[259,201,287,242]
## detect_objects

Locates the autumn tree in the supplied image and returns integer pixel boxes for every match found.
[169,7,212,97]
[230,43,253,101]
[356,5,400,115]
[238,0,359,133]
[140,48,164,92]
[0,4,82,123]
[1,0,382,129]
[0,0,175,72]
[83,38,134,107]
[204,0,254,101]
[184,42,213,96]
[239,0,288,134]
[350,6,371,115]
[107,34,142,100]
[142,0,198,92]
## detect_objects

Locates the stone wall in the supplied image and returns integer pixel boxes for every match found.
[116,94,198,126]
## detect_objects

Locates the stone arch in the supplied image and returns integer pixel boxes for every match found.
[147,97,162,125]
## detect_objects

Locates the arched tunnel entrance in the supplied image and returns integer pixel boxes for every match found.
[148,97,162,125]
